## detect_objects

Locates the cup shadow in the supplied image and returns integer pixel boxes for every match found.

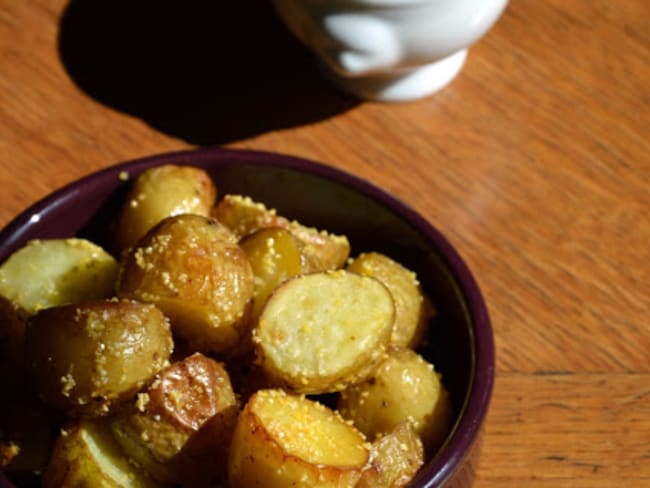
[57,0,360,146]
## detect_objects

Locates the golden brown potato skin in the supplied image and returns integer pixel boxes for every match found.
[239,227,308,320]
[212,194,350,270]
[228,389,368,488]
[25,299,173,417]
[338,347,453,454]
[347,252,433,348]
[115,164,217,253]
[43,419,159,488]
[117,214,255,356]
[356,422,424,488]
[110,353,238,483]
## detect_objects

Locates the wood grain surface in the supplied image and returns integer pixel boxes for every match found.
[1,0,648,486]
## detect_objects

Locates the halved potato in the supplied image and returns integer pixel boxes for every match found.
[253,270,394,394]
[110,353,238,483]
[239,227,311,320]
[338,347,453,453]
[346,252,432,349]
[42,419,159,488]
[212,194,350,270]
[228,389,369,488]
[117,214,254,355]
[0,238,119,315]
[356,422,424,488]
[115,164,217,253]
[347,252,433,348]
[26,299,173,417]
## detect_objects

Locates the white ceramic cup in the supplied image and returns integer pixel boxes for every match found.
[272,0,508,101]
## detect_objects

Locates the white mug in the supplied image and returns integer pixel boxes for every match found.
[272,0,508,101]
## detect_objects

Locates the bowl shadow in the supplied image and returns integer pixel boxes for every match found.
[57,0,360,145]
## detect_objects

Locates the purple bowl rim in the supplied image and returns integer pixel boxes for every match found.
[0,147,494,487]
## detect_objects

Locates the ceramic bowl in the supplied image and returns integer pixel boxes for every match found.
[272,0,508,101]
[0,148,493,487]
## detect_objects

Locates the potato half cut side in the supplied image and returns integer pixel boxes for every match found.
[26,299,173,417]
[228,389,369,488]
[254,270,394,394]
[0,238,119,315]
[114,164,217,253]
[347,252,433,348]
[356,422,424,488]
[212,194,350,270]
[117,214,254,355]
[338,347,453,453]
[42,419,159,488]
[110,353,237,483]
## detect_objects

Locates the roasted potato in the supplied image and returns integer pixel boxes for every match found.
[338,347,453,453]
[228,389,369,488]
[253,270,394,394]
[347,252,433,348]
[110,353,238,484]
[115,164,217,253]
[0,238,119,315]
[239,227,313,320]
[212,194,350,270]
[26,299,173,417]
[42,419,159,488]
[117,214,255,355]
[356,422,424,488]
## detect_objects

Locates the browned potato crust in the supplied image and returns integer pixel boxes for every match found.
[347,252,433,348]
[356,422,424,488]
[115,165,217,253]
[212,194,350,270]
[26,299,173,417]
[253,270,394,394]
[117,214,254,355]
[228,389,369,487]
[338,347,453,453]
[110,353,238,483]
[43,419,159,488]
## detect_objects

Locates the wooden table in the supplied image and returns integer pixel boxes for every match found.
[1,0,648,486]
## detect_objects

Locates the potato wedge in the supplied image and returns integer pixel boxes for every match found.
[347,252,433,348]
[356,422,424,488]
[253,270,394,394]
[110,353,237,483]
[115,164,217,253]
[0,238,119,315]
[338,347,453,453]
[212,194,350,270]
[26,299,173,417]
[117,214,254,355]
[239,227,310,320]
[228,389,369,488]
[42,419,159,488]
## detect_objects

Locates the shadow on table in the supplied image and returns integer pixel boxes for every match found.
[57,0,359,146]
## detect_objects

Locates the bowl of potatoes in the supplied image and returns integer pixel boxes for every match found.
[0,148,493,488]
